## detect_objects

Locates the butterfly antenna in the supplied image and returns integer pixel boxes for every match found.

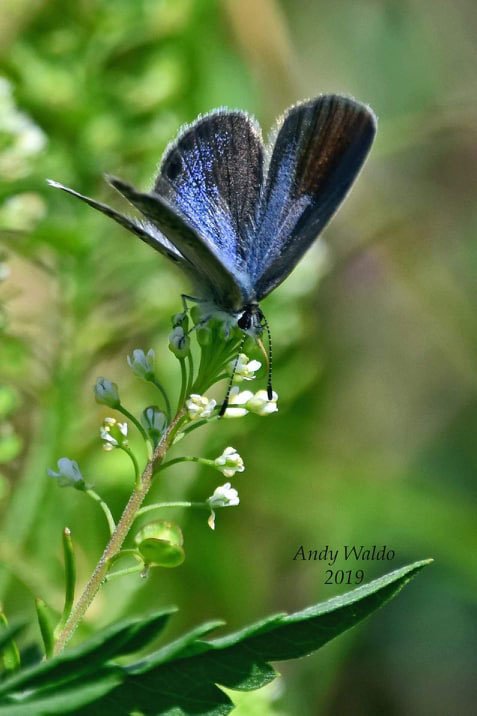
[260,312,274,400]
[219,332,247,417]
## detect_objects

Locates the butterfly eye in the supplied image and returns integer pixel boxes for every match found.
[237,310,252,330]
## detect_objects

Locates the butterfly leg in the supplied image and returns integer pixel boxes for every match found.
[181,293,203,313]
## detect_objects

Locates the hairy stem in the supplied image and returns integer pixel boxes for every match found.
[53,408,186,655]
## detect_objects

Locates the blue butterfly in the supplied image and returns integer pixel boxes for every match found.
[49,94,376,404]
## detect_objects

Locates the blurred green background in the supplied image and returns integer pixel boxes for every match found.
[1,0,476,714]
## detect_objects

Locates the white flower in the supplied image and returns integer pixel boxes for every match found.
[186,394,216,420]
[228,354,261,382]
[213,447,245,478]
[208,482,240,507]
[100,417,128,451]
[207,482,240,530]
[48,458,85,489]
[222,387,278,418]
[222,387,253,418]
[246,390,279,416]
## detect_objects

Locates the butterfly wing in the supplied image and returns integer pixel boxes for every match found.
[48,178,245,310]
[155,110,264,281]
[47,180,184,266]
[108,111,265,310]
[108,176,248,311]
[251,95,377,299]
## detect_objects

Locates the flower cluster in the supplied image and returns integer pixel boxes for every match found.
[48,320,281,570]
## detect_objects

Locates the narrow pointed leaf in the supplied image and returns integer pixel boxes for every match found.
[0,561,431,715]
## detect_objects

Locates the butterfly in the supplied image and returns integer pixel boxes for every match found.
[49,94,376,406]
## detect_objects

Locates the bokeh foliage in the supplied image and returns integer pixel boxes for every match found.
[1,0,476,714]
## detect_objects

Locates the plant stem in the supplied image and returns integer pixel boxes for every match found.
[151,378,172,422]
[85,489,116,535]
[158,455,198,472]
[177,358,188,414]
[53,408,186,656]
[103,564,144,583]
[135,501,208,519]
[117,404,151,449]
[122,447,141,489]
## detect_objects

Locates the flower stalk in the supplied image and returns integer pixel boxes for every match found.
[51,312,277,656]
[53,407,186,655]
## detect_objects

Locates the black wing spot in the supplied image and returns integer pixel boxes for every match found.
[165,154,183,181]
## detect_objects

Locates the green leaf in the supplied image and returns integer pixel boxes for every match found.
[0,622,24,655]
[0,609,175,698]
[0,561,431,715]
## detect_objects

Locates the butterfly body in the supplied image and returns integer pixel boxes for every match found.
[49,94,377,331]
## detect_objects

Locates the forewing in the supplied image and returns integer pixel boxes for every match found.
[252,95,377,298]
[155,110,264,274]
[47,180,184,265]
[108,176,249,310]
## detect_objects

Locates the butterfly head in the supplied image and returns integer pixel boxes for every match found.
[237,303,264,338]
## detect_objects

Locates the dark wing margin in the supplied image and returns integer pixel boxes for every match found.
[47,180,184,265]
[107,176,249,310]
[155,110,264,269]
[252,95,377,299]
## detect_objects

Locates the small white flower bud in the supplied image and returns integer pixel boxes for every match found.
[228,354,261,383]
[168,326,190,358]
[186,394,216,420]
[94,377,120,408]
[213,447,245,478]
[127,349,155,380]
[48,458,85,490]
[223,387,252,419]
[141,405,167,445]
[246,390,278,416]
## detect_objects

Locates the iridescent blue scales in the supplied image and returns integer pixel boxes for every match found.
[49,94,376,318]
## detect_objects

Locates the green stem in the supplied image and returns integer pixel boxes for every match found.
[103,564,144,583]
[158,455,199,472]
[151,378,172,422]
[177,415,219,439]
[117,404,151,448]
[186,351,194,398]
[177,358,188,414]
[136,501,209,519]
[53,408,186,655]
[122,447,141,490]
[85,489,116,535]
[108,549,142,566]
